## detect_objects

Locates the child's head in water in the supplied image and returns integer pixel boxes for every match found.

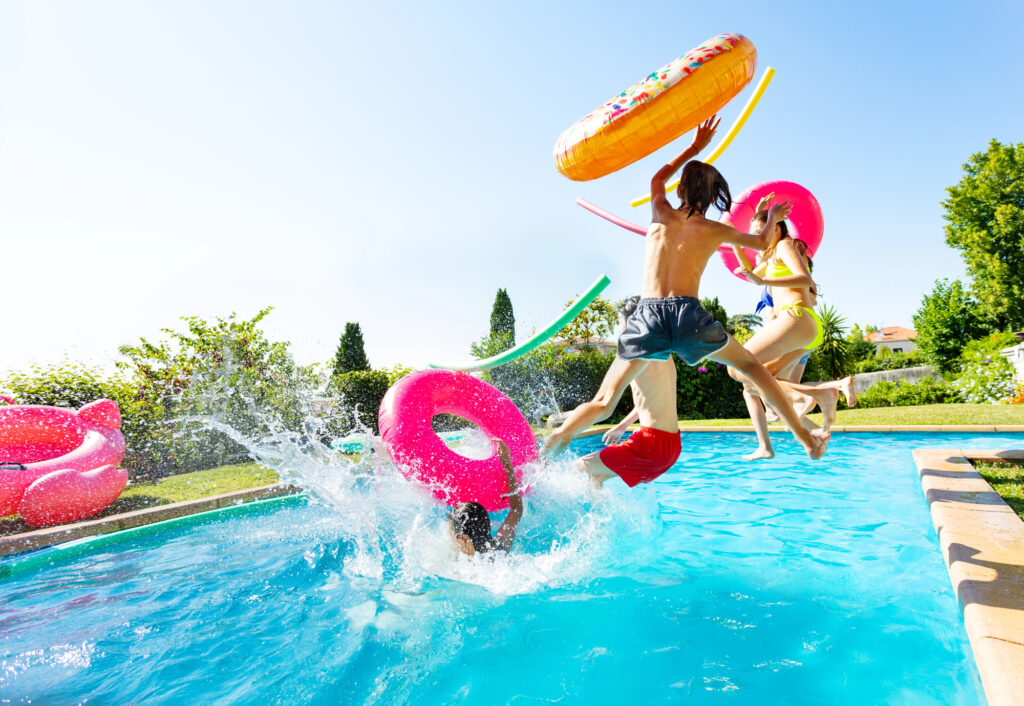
[447,438,524,556]
[449,501,492,555]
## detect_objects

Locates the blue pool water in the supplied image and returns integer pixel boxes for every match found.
[3,431,1021,704]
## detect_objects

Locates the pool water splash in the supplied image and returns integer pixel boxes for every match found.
[188,383,660,598]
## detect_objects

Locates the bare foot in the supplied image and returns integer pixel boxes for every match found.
[840,375,857,408]
[820,389,840,430]
[541,430,570,457]
[794,393,817,419]
[805,428,831,460]
[743,447,775,461]
[764,409,780,423]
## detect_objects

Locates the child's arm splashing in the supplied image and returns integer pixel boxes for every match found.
[492,439,523,552]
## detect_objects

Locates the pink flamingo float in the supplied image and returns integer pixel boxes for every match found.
[0,399,128,527]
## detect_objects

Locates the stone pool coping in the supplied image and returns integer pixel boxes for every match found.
[0,483,302,559]
[912,448,1024,706]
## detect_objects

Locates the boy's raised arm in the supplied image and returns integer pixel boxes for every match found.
[721,200,792,250]
[650,115,721,213]
[493,439,523,552]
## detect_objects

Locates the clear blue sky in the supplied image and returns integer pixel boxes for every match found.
[2,0,1022,374]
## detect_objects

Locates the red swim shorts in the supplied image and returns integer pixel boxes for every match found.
[598,426,681,487]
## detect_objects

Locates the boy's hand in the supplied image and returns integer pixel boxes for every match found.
[689,115,721,153]
[601,426,626,446]
[755,192,775,212]
[734,266,764,285]
[768,200,793,222]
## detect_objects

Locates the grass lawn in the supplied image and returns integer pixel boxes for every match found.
[0,463,278,538]
[666,404,1024,428]
[974,462,1024,521]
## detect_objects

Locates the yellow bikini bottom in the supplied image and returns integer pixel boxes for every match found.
[779,304,824,350]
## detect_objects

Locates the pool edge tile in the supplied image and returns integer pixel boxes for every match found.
[913,448,1024,706]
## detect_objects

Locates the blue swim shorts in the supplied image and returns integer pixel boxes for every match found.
[617,297,729,365]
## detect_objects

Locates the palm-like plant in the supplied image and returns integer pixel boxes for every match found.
[813,304,851,379]
[727,313,763,335]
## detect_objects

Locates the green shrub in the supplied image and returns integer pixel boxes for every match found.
[675,356,746,419]
[951,332,1019,403]
[380,364,416,387]
[117,308,321,475]
[857,377,962,408]
[332,370,391,432]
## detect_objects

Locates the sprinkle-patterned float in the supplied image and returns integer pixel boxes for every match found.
[554,33,757,181]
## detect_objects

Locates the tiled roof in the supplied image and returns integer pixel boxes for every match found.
[866,326,918,343]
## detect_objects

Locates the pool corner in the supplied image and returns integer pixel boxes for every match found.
[912,448,1024,706]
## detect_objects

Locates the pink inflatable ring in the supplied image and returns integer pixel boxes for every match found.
[378,371,537,512]
[717,180,824,280]
[0,399,128,527]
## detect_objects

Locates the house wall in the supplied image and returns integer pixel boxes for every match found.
[1001,343,1024,384]
[872,339,918,354]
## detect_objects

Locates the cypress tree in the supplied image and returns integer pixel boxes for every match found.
[489,288,515,351]
[333,323,371,376]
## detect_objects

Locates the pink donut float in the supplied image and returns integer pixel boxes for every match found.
[378,371,536,512]
[717,180,824,280]
[0,399,128,527]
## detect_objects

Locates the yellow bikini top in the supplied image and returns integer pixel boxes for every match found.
[767,261,794,278]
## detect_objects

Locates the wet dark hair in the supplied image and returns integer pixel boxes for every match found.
[618,295,641,320]
[450,502,491,552]
[676,161,731,217]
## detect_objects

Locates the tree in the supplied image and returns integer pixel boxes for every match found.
[700,297,729,329]
[727,313,762,335]
[470,289,516,359]
[489,288,515,351]
[557,296,618,350]
[333,323,370,376]
[912,278,986,372]
[807,304,850,380]
[846,323,877,363]
[943,139,1024,329]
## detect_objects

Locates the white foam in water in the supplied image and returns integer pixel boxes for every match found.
[187,370,661,597]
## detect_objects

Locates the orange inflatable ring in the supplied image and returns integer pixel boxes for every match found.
[554,33,757,182]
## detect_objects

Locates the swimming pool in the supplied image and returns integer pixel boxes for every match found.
[3,431,1019,704]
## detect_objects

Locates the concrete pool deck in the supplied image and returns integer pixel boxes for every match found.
[912,448,1024,706]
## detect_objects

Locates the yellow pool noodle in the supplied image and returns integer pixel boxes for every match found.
[629,66,776,208]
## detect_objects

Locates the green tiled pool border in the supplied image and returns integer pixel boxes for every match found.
[0,485,305,579]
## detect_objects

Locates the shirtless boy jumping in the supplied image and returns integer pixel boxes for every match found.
[544,116,829,469]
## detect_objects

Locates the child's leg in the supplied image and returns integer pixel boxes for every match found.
[575,453,618,487]
[742,388,774,460]
[728,350,816,423]
[790,377,858,408]
[774,379,840,429]
[709,338,828,459]
[543,357,650,456]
